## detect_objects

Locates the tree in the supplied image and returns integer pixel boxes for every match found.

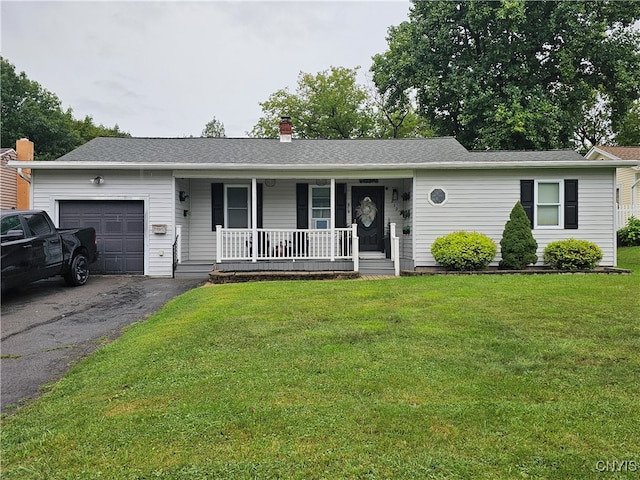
[249,66,377,139]
[615,101,640,146]
[1,57,129,160]
[201,117,226,138]
[499,202,538,270]
[371,1,640,150]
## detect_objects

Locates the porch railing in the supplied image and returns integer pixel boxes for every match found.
[216,226,358,264]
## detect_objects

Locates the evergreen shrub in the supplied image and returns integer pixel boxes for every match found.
[431,231,497,271]
[499,202,538,269]
[543,239,603,270]
[617,216,640,246]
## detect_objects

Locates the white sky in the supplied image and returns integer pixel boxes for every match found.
[1,0,411,138]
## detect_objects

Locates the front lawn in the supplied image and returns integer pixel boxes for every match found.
[2,248,639,479]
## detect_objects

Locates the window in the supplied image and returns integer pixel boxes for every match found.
[1,215,24,239]
[428,187,447,206]
[521,179,578,229]
[311,186,331,229]
[25,213,54,236]
[225,186,249,228]
[536,181,562,227]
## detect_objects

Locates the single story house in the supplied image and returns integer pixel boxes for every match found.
[9,120,637,277]
[585,146,640,228]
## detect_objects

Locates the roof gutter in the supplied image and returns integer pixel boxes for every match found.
[17,167,31,184]
[7,160,639,170]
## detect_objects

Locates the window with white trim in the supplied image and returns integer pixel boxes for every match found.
[225,185,250,228]
[310,186,331,229]
[535,180,562,228]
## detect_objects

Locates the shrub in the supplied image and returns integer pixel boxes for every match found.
[431,231,497,271]
[543,239,603,270]
[499,201,538,269]
[617,216,640,247]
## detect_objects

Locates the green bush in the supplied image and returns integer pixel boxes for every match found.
[617,216,640,247]
[431,231,497,271]
[543,239,603,270]
[499,201,538,269]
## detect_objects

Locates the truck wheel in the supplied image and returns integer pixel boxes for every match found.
[65,253,90,286]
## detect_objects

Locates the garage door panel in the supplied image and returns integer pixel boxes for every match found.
[59,201,144,274]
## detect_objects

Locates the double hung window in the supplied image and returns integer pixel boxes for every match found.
[311,186,331,229]
[536,181,562,228]
[225,186,249,228]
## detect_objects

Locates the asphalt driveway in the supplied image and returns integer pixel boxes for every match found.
[1,275,203,413]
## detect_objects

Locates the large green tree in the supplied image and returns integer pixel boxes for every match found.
[371,1,640,150]
[1,57,128,160]
[250,66,376,139]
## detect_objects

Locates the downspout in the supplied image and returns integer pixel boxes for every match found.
[17,167,32,184]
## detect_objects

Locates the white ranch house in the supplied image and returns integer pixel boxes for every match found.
[10,125,637,277]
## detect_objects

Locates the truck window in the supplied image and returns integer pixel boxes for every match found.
[1,215,25,240]
[24,214,54,237]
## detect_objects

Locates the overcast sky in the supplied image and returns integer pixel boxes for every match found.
[1,0,411,138]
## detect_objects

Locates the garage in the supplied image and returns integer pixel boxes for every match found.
[59,201,144,274]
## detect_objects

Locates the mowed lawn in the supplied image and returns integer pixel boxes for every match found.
[2,248,639,479]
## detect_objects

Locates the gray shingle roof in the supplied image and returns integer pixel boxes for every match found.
[56,137,475,165]
[54,136,586,167]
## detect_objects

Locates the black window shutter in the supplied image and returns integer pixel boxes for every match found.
[335,183,347,228]
[564,179,578,229]
[296,183,309,229]
[211,183,224,231]
[520,180,534,228]
[257,183,264,228]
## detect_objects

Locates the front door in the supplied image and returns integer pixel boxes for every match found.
[352,186,385,252]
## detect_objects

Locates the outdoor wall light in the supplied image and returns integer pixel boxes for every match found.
[90,175,105,185]
[265,179,276,187]
[179,191,189,202]
[392,188,399,202]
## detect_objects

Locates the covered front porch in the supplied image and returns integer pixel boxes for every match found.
[173,175,412,277]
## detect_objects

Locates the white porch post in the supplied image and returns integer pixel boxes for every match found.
[330,178,335,261]
[176,225,182,264]
[352,223,359,272]
[251,178,258,262]
[216,226,222,263]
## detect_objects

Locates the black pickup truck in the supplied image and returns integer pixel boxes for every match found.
[1,210,98,290]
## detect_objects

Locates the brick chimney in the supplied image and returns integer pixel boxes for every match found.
[16,138,34,209]
[279,116,292,143]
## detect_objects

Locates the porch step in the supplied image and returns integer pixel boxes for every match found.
[359,251,386,260]
[359,258,395,276]
[174,262,214,279]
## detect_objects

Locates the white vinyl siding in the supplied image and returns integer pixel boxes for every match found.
[31,169,175,277]
[413,169,618,267]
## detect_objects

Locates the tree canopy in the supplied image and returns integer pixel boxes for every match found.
[1,57,129,160]
[201,117,226,137]
[249,66,433,139]
[371,1,640,150]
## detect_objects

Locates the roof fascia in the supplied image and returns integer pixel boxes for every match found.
[8,160,639,170]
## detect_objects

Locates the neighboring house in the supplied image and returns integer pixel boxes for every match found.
[1,148,17,209]
[585,146,640,228]
[8,121,637,277]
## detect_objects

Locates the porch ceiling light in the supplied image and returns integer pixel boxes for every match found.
[90,175,104,185]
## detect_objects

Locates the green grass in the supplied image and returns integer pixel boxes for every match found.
[2,248,639,479]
